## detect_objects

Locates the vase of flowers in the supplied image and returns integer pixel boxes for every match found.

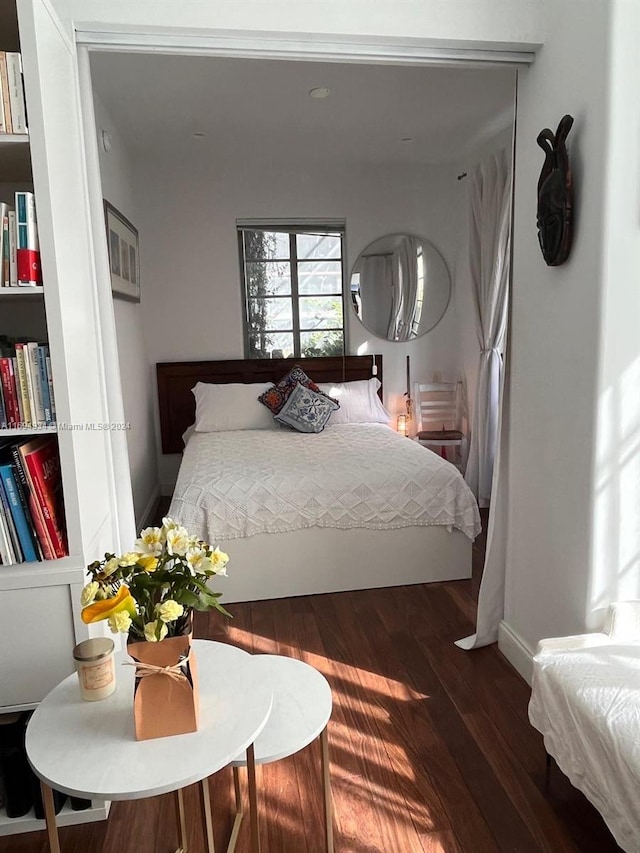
[79,517,230,740]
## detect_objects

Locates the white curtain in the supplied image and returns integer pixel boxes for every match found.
[456,321,511,648]
[464,149,512,507]
[456,148,512,650]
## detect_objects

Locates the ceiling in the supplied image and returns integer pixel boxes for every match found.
[90,53,515,167]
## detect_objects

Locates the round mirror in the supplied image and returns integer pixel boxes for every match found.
[349,233,451,341]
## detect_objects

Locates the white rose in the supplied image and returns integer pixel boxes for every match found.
[81,581,99,606]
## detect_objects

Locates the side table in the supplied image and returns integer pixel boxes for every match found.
[25,640,273,853]
[231,655,334,853]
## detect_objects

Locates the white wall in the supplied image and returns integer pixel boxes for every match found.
[52,0,543,51]
[503,0,611,654]
[93,93,159,526]
[133,146,464,490]
[589,0,640,624]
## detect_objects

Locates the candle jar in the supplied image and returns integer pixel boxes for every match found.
[73,638,116,701]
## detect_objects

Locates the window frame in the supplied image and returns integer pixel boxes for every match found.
[238,221,348,360]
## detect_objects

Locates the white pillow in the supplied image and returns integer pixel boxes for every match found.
[317,378,391,424]
[192,382,277,432]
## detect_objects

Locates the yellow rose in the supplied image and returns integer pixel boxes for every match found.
[156,599,184,623]
[144,620,168,642]
[80,581,99,607]
[118,552,140,567]
[108,611,132,634]
[138,554,159,572]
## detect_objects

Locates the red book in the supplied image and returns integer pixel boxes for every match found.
[16,248,42,285]
[11,444,52,560]
[18,437,67,559]
[0,357,20,425]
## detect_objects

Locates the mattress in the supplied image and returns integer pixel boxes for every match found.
[169,423,480,543]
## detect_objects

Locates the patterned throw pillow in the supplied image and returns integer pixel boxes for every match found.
[258,365,337,415]
[274,382,339,433]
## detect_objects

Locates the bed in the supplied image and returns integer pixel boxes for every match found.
[157,356,480,603]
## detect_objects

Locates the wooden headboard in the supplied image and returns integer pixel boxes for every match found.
[156,354,383,454]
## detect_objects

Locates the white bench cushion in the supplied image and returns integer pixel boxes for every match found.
[529,639,640,852]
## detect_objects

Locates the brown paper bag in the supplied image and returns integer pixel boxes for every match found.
[127,634,199,740]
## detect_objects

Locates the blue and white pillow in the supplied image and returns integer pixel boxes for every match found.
[274,382,339,433]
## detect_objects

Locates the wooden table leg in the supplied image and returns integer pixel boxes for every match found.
[227,766,244,853]
[40,782,61,853]
[246,744,260,853]
[320,727,334,853]
[200,777,216,853]
[174,787,189,853]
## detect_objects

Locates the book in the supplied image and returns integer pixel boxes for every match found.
[0,202,8,286]
[15,191,41,285]
[0,53,12,135]
[0,63,5,134]
[8,210,17,286]
[0,475,22,563]
[5,53,27,135]
[45,356,56,422]
[0,356,19,425]
[19,437,67,558]
[27,342,46,425]
[0,488,14,564]
[36,345,53,425]
[12,356,23,424]
[14,343,33,426]
[11,442,52,560]
[0,462,37,562]
[0,377,5,428]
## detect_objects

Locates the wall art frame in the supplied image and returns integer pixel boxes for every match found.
[104,199,140,302]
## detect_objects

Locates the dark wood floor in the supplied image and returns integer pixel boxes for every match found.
[1,508,622,853]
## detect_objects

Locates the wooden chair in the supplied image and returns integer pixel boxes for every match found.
[414,381,466,469]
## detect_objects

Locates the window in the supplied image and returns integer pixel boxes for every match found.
[238,223,346,359]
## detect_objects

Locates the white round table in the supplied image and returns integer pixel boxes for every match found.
[231,655,334,853]
[26,640,272,853]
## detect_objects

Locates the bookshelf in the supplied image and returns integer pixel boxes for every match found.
[0,801,110,838]
[0,0,110,835]
[0,284,44,296]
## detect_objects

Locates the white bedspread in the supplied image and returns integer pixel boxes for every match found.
[170,424,480,542]
[529,639,640,851]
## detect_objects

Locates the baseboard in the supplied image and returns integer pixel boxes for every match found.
[138,484,161,529]
[498,620,535,685]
